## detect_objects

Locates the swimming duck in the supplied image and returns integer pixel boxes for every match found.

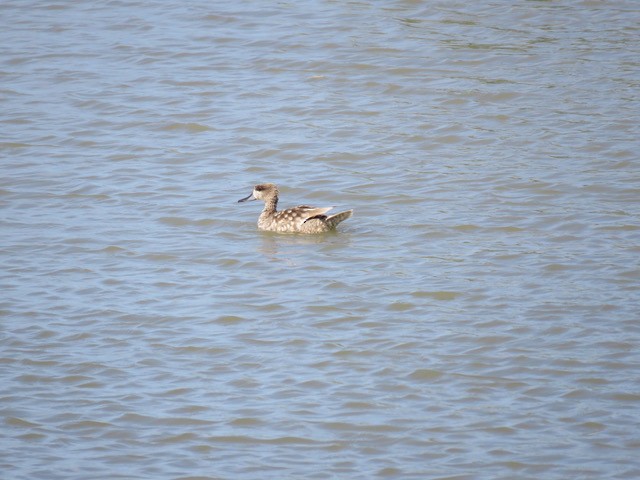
[238,183,353,234]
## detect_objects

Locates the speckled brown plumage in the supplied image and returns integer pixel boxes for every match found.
[238,183,353,234]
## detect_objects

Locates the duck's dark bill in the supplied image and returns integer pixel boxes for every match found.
[238,193,256,203]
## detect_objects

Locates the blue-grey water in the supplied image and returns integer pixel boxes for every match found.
[2,1,639,479]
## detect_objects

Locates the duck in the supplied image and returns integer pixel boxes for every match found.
[238,183,353,234]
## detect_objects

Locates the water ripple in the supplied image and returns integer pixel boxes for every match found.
[2,1,639,479]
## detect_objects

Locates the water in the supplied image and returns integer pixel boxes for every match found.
[2,1,639,479]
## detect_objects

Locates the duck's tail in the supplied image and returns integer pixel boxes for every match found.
[325,209,353,229]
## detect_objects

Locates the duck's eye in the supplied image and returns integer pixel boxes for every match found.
[255,185,265,192]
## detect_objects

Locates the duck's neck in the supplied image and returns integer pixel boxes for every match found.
[262,195,278,215]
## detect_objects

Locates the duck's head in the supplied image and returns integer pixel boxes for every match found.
[238,183,278,203]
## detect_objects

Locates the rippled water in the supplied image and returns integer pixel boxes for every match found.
[2,1,639,479]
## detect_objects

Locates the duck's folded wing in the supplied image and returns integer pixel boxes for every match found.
[275,205,331,219]
[298,205,333,219]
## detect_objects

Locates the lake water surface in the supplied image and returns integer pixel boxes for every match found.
[2,1,639,479]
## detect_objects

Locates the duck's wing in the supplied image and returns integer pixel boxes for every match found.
[274,205,334,224]
[303,209,352,226]
[296,205,334,219]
